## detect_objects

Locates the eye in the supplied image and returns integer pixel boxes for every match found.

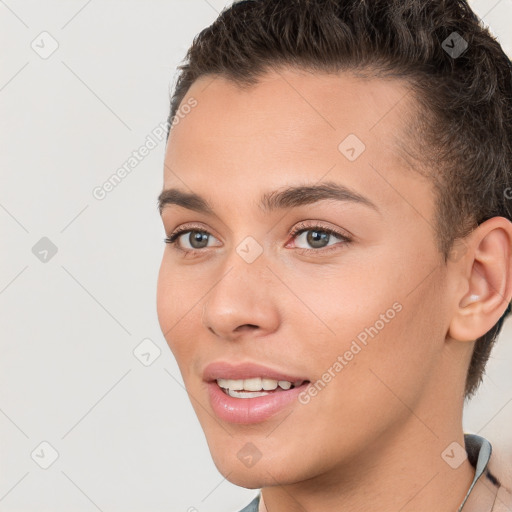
[164,222,352,256]
[164,224,220,252]
[288,222,352,254]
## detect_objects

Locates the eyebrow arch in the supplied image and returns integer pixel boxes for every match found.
[157,181,380,216]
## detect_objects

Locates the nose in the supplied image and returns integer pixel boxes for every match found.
[201,260,280,341]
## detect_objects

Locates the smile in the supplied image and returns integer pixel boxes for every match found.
[216,377,307,398]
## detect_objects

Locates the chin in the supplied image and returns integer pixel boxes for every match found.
[224,472,266,489]
[214,464,292,490]
[207,442,306,489]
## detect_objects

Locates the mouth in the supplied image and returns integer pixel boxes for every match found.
[203,361,311,424]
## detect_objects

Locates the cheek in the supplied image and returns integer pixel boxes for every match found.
[156,258,193,351]
[156,259,175,336]
[287,256,439,402]
[156,257,208,374]
[286,263,402,353]
[309,282,442,430]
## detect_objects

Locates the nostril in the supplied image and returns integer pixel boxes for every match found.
[235,324,259,331]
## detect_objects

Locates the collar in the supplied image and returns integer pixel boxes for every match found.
[457,433,510,512]
[458,434,495,511]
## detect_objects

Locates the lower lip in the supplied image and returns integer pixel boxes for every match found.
[206,381,310,424]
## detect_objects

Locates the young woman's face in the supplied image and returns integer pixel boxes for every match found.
[157,69,460,488]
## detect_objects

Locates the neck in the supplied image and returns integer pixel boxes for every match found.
[260,415,475,512]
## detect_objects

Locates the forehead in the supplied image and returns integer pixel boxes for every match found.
[164,67,433,227]
[174,68,413,140]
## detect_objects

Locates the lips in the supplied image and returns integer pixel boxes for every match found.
[202,361,311,424]
[203,361,309,383]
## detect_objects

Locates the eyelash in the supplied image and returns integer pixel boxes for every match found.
[164,222,352,257]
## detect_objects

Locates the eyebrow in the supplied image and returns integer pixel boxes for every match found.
[157,181,380,216]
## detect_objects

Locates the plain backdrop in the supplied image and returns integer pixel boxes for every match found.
[1,1,512,511]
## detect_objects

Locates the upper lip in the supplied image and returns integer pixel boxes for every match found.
[203,361,309,383]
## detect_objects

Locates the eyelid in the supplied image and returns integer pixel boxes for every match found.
[166,222,221,245]
[288,220,353,241]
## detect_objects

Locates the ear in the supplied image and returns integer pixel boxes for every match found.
[448,217,512,343]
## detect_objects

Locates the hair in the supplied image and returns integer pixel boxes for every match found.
[165,0,512,399]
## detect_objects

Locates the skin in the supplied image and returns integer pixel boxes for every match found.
[156,67,512,512]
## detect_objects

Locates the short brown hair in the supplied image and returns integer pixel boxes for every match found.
[166,0,512,399]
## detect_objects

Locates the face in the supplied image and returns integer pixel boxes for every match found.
[157,68,456,488]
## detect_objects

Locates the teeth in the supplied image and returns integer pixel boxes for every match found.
[216,377,304,392]
[244,377,263,391]
[226,390,271,399]
[217,378,244,390]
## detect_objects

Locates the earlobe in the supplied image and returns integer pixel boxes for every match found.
[447,217,512,343]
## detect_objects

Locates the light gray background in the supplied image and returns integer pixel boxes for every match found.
[1,1,511,511]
